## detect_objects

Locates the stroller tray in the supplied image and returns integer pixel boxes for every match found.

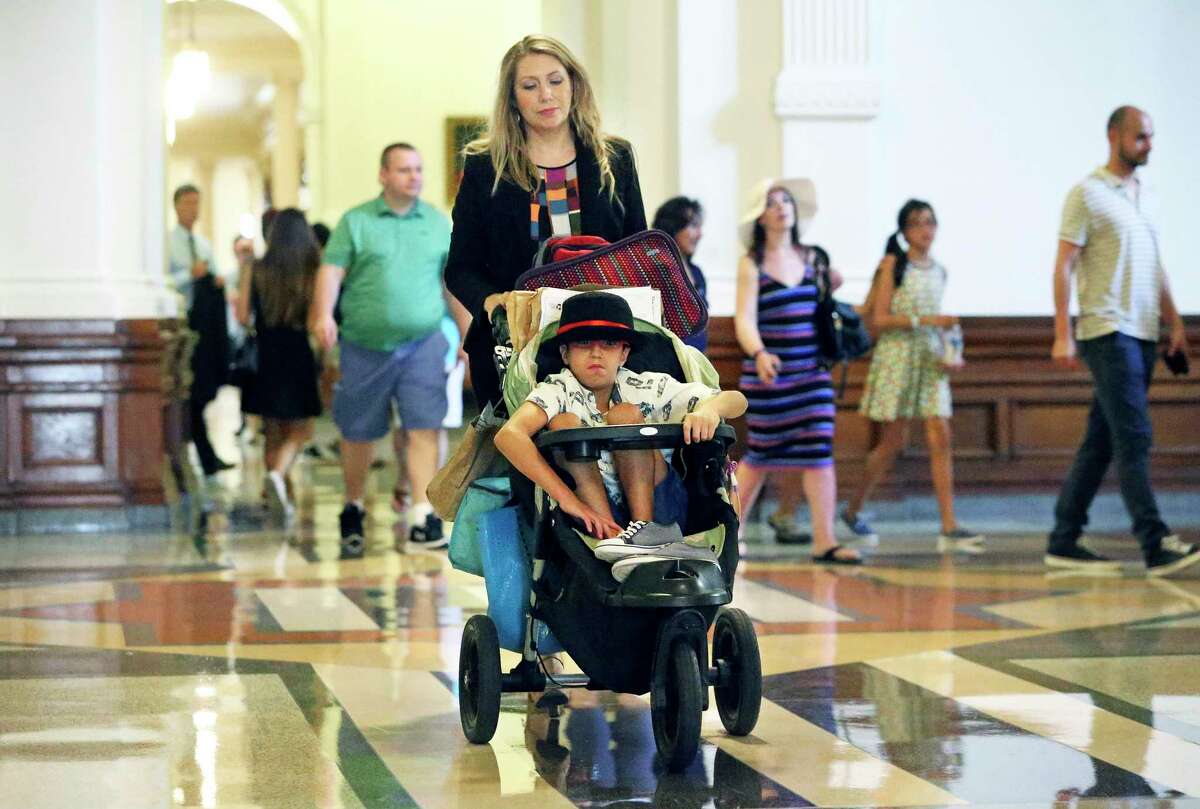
[535,422,736,460]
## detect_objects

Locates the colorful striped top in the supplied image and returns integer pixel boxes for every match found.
[530,160,582,240]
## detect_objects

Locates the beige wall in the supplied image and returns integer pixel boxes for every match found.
[303,0,719,227]
[576,0,679,220]
[676,0,783,313]
[508,0,684,220]
[733,0,783,203]
[166,0,785,300]
[316,0,542,224]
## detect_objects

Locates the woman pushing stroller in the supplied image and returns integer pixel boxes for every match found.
[495,291,747,579]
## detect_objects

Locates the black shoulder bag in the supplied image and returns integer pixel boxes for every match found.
[229,286,259,391]
[814,264,872,398]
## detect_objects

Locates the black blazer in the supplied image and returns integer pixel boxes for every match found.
[187,274,230,405]
[445,138,647,318]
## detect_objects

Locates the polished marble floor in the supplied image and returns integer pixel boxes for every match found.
[2,424,1199,808]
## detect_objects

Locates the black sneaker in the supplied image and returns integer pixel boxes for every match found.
[339,503,366,550]
[1146,535,1200,579]
[1044,544,1123,571]
[410,513,447,549]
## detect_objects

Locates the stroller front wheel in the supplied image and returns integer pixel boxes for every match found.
[459,614,502,743]
[712,607,762,736]
[651,640,704,771]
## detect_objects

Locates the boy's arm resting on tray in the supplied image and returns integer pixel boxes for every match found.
[681,390,747,444]
[494,402,621,538]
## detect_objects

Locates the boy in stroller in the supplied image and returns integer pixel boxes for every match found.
[456,235,761,772]
[495,291,748,581]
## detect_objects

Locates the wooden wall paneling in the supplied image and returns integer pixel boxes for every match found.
[0,318,187,514]
[704,315,1200,495]
[0,392,8,508]
[120,391,169,504]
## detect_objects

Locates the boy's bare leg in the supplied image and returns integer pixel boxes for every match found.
[606,403,668,523]
[548,413,617,524]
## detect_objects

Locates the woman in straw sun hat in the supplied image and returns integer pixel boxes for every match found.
[733,178,861,564]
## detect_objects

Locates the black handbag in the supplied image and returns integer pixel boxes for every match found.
[814,268,872,398]
[814,271,872,365]
[229,328,259,390]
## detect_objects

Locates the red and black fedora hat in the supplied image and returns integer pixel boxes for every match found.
[549,291,644,349]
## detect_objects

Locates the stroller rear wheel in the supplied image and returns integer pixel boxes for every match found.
[459,615,502,743]
[712,607,762,736]
[651,640,704,771]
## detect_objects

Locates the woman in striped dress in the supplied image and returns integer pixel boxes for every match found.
[734,180,861,564]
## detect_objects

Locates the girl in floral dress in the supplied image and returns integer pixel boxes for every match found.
[841,200,983,552]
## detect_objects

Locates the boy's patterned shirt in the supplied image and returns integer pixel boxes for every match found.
[526,367,718,505]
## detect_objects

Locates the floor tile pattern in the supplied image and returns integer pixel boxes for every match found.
[1,435,1199,808]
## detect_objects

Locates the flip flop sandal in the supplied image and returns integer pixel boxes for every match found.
[812,545,862,565]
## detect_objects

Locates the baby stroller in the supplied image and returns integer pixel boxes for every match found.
[455,231,762,771]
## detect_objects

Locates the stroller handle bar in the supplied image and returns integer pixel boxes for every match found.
[534,423,736,461]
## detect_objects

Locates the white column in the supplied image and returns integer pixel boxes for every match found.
[196,159,216,245]
[0,0,176,320]
[676,0,742,315]
[271,78,301,209]
[776,0,883,296]
[300,80,322,216]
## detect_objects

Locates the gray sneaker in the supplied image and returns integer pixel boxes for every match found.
[610,545,719,582]
[595,521,685,562]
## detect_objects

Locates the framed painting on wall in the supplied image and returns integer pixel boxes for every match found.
[445,116,488,203]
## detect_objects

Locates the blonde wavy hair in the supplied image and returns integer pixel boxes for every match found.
[465,35,623,198]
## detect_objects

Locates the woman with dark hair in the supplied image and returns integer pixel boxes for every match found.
[236,207,322,521]
[841,199,982,552]
[652,196,708,350]
[445,34,646,409]
[733,179,860,564]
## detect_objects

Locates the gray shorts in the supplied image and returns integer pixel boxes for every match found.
[333,332,449,441]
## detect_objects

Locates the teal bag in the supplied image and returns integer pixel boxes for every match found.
[448,477,511,576]
[478,505,562,655]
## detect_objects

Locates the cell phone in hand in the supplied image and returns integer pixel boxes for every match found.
[1162,349,1190,376]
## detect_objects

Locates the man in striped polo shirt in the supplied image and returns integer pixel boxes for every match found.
[1047,105,1197,578]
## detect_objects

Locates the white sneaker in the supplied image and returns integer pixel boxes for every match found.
[611,552,719,583]
[594,520,685,562]
[937,527,985,554]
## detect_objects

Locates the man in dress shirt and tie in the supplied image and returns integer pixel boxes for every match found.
[168,184,234,478]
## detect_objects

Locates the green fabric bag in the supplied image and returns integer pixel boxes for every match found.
[448,477,511,577]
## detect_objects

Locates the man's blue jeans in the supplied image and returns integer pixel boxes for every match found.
[1049,332,1170,555]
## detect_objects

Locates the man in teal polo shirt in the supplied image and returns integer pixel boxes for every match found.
[311,142,465,549]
